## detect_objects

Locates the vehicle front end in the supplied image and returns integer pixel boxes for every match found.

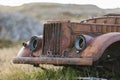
[12,21,94,66]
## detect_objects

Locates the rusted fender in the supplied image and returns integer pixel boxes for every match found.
[17,35,43,57]
[81,32,120,61]
[17,41,31,57]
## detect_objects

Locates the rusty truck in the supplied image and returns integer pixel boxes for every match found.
[13,14,120,76]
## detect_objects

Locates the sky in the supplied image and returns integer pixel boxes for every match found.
[0,0,120,9]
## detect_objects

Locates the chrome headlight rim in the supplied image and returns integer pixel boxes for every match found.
[75,35,87,51]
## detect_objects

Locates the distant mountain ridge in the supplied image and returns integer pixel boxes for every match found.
[0,3,120,22]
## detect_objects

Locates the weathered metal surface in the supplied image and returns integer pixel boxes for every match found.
[104,13,120,16]
[13,14,120,70]
[71,23,120,34]
[13,57,93,65]
[80,32,120,61]
[43,23,62,56]
[17,35,43,57]
[17,41,31,57]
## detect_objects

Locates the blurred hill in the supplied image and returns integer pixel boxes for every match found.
[0,3,120,40]
[0,12,43,40]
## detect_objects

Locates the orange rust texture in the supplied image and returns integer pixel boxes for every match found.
[80,32,120,61]
[13,15,120,65]
[71,23,120,34]
[13,57,93,65]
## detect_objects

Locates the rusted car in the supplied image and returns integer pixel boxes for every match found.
[13,14,120,75]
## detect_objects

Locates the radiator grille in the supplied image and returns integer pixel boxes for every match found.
[42,23,62,56]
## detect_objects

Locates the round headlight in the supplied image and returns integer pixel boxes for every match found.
[29,36,41,52]
[75,35,86,51]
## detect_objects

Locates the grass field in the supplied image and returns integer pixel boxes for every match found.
[0,43,80,80]
[0,41,119,80]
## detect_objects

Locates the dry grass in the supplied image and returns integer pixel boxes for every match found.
[0,45,36,79]
[0,42,118,80]
[0,45,79,80]
[0,46,31,79]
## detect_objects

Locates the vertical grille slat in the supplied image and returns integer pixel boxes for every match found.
[43,23,61,56]
[58,23,61,54]
[56,23,59,54]
[54,23,57,55]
